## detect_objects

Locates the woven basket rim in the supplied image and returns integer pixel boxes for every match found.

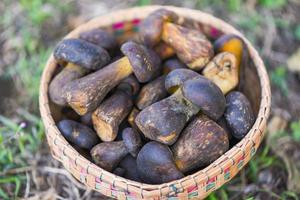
[39,5,271,199]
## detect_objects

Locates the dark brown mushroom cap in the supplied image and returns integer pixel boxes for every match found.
[136,75,168,110]
[90,141,128,172]
[119,155,141,182]
[79,28,117,50]
[136,141,184,184]
[165,69,200,94]
[121,41,162,83]
[117,75,140,96]
[57,119,99,150]
[135,97,187,145]
[139,9,179,47]
[224,91,255,139]
[54,38,111,70]
[162,57,187,74]
[172,114,229,173]
[122,128,142,157]
[182,76,226,120]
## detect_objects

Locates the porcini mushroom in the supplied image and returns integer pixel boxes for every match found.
[136,75,226,145]
[154,42,175,60]
[92,76,139,141]
[172,114,229,173]
[91,127,142,171]
[118,155,141,182]
[136,141,184,184]
[57,119,99,150]
[224,91,255,139]
[135,76,168,110]
[214,34,245,69]
[162,57,187,75]
[53,38,111,70]
[79,28,117,52]
[63,41,161,115]
[202,52,239,94]
[140,9,214,70]
[165,68,199,94]
[49,63,88,106]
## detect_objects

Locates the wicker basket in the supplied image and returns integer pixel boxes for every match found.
[39,5,271,200]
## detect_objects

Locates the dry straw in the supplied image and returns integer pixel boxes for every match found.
[39,6,271,200]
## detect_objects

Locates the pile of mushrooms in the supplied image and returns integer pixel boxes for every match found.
[50,9,255,184]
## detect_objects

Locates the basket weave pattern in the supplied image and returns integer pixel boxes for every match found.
[39,6,271,200]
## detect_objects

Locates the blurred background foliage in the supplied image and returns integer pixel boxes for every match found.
[0,0,299,199]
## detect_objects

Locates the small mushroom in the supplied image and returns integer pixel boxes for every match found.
[92,77,138,141]
[161,22,214,70]
[53,38,111,70]
[49,63,88,106]
[154,42,175,60]
[63,41,161,115]
[91,141,127,172]
[122,127,142,157]
[136,75,225,145]
[162,57,187,75]
[224,91,255,139]
[139,9,179,47]
[118,155,141,182]
[80,112,93,127]
[117,75,141,96]
[57,119,99,150]
[214,34,245,69]
[92,90,133,141]
[91,127,142,171]
[79,28,117,51]
[171,114,229,173]
[165,68,199,94]
[202,52,238,94]
[136,141,184,184]
[136,76,168,110]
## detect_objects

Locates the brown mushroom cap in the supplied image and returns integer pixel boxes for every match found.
[172,114,229,173]
[122,128,142,157]
[136,75,168,110]
[161,23,214,71]
[135,89,199,145]
[54,38,111,70]
[139,8,179,47]
[121,41,162,83]
[79,28,117,51]
[202,52,238,94]
[136,141,184,184]
[224,91,255,139]
[162,57,187,75]
[165,68,200,94]
[90,141,128,172]
[58,119,99,150]
[117,75,140,96]
[182,76,226,120]
[118,155,141,182]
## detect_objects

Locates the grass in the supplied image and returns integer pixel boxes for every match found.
[270,66,289,96]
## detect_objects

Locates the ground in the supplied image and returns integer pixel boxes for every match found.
[0,0,300,199]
